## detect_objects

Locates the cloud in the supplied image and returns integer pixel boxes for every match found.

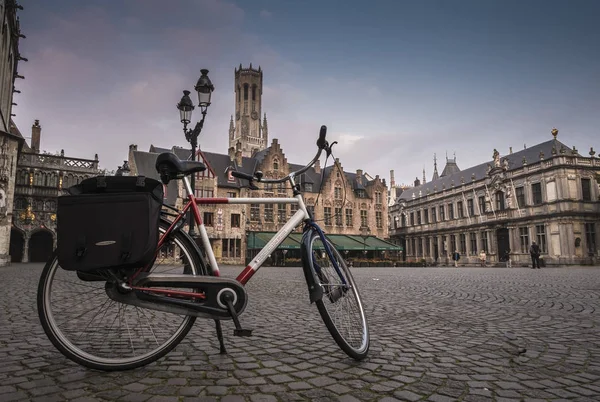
[259,9,273,19]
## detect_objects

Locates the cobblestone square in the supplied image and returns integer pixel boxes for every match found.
[1,264,599,401]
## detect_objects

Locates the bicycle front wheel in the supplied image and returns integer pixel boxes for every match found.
[307,231,370,360]
[37,220,206,371]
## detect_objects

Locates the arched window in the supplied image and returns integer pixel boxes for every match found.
[244,84,249,100]
[495,191,505,211]
[34,171,43,186]
[15,198,27,210]
[237,86,241,102]
[48,173,58,188]
[273,159,279,171]
[17,170,27,185]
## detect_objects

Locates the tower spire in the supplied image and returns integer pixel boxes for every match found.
[422,166,426,184]
[432,153,439,181]
[229,115,235,140]
[262,113,268,142]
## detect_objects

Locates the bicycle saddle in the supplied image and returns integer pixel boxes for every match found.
[155,152,206,183]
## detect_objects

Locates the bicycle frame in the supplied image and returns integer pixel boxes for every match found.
[156,174,312,285]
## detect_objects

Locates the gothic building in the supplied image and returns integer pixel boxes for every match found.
[9,121,101,262]
[389,129,600,266]
[229,64,268,158]
[0,1,25,266]
[129,64,398,265]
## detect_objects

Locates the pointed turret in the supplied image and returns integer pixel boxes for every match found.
[262,113,268,142]
[229,115,235,140]
[432,153,439,181]
[422,167,426,184]
[440,151,461,177]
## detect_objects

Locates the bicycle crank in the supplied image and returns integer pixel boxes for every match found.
[105,274,248,321]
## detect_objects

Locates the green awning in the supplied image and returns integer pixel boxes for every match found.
[247,231,302,250]
[246,232,403,251]
[363,235,403,251]
[326,235,369,250]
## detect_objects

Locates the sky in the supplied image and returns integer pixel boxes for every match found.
[12,0,600,187]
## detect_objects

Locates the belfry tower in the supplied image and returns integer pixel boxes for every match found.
[229,64,268,158]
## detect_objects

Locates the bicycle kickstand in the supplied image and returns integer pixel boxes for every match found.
[214,320,227,354]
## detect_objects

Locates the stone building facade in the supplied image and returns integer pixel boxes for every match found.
[389,129,600,266]
[0,0,25,266]
[129,65,393,265]
[10,120,101,262]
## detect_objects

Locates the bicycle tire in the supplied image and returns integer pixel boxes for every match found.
[37,220,206,371]
[307,231,370,360]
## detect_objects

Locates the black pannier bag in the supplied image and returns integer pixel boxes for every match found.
[57,176,164,272]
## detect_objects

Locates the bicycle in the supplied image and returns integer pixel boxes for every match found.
[37,125,370,371]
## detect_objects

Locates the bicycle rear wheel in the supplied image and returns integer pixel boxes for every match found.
[307,231,370,360]
[37,220,206,371]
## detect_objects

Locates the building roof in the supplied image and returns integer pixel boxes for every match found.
[399,138,578,201]
[138,143,374,198]
[440,158,460,177]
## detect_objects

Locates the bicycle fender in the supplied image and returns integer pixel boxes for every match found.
[160,218,210,275]
[300,230,324,304]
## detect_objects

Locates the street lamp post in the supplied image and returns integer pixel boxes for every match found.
[360,226,371,259]
[177,69,215,237]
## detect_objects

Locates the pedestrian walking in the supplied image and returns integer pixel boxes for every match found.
[479,250,486,267]
[505,248,512,268]
[529,241,541,269]
[452,250,460,267]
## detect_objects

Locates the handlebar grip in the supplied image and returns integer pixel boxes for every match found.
[316,125,327,148]
[231,170,254,181]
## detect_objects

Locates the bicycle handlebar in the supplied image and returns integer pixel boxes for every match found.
[228,125,329,185]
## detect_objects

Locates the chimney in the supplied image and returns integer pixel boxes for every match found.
[509,146,513,154]
[235,150,243,167]
[314,159,321,174]
[31,120,41,153]
[414,177,421,187]
[390,170,395,187]
[128,144,138,175]
[356,169,363,178]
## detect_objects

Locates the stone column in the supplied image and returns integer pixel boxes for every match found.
[22,234,30,263]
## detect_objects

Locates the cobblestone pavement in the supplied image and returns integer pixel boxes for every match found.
[1,264,599,402]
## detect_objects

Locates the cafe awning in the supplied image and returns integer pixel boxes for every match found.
[246,232,403,251]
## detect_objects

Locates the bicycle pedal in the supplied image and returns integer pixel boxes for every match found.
[233,328,253,337]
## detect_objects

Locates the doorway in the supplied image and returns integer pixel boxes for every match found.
[29,230,54,263]
[496,228,510,262]
[9,229,24,263]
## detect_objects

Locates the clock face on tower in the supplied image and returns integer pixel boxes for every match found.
[251,111,259,120]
